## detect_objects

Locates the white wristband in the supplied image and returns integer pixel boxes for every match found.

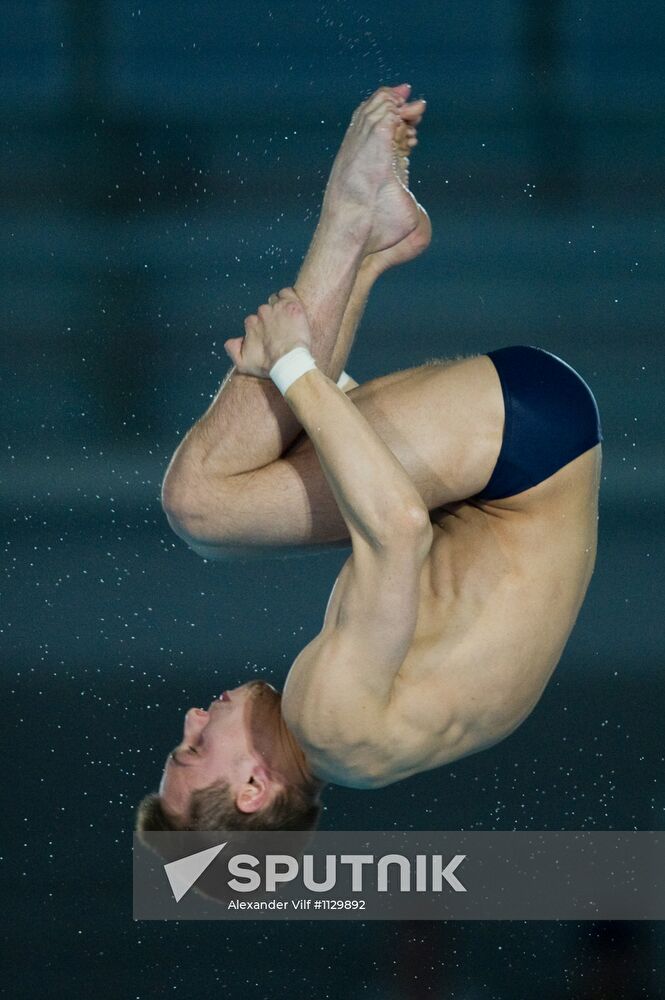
[336,370,354,390]
[269,347,317,396]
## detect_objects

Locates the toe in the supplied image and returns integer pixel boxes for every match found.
[364,86,400,114]
[392,83,412,103]
[399,99,426,121]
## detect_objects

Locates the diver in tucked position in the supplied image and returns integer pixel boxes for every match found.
[136,84,602,834]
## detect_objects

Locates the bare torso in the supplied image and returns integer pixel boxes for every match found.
[158,86,606,797]
[283,434,601,788]
[385,443,600,776]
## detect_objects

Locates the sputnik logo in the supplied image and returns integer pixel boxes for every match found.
[164,842,227,902]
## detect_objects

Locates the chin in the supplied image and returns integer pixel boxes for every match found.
[247,680,281,701]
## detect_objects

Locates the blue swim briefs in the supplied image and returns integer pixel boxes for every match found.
[474,344,603,502]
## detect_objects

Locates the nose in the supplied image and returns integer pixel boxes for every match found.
[186,707,208,721]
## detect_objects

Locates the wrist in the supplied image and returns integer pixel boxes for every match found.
[270,346,317,396]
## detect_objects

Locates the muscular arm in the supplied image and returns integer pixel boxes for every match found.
[281,369,432,728]
[285,369,430,551]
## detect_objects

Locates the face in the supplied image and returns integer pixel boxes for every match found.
[158,680,284,823]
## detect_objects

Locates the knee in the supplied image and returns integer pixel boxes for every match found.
[161,476,234,551]
[161,475,198,537]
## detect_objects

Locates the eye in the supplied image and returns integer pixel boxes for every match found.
[187,745,199,755]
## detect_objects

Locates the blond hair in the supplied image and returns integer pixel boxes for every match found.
[136,775,324,836]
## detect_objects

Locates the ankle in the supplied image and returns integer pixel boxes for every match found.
[358,254,385,284]
[318,198,372,250]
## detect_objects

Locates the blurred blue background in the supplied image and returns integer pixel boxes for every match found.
[2,1,664,997]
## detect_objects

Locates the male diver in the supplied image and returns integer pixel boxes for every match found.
[136,84,602,834]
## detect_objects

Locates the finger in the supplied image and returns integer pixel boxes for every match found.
[268,293,279,306]
[224,337,244,366]
[277,287,299,300]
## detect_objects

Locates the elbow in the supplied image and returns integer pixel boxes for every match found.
[376,503,433,556]
[402,504,434,556]
[398,502,432,538]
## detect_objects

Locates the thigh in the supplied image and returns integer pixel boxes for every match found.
[193,354,505,550]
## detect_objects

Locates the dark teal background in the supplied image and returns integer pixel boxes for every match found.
[2,1,664,997]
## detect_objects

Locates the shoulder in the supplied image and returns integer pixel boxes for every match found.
[282,637,445,790]
[280,632,399,789]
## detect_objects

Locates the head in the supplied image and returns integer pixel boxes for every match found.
[136,680,324,836]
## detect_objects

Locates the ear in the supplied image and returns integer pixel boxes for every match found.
[234,771,277,815]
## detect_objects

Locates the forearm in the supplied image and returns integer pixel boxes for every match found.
[284,368,431,548]
[163,215,374,505]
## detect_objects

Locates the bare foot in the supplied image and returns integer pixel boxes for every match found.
[322,84,423,253]
[365,102,432,274]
